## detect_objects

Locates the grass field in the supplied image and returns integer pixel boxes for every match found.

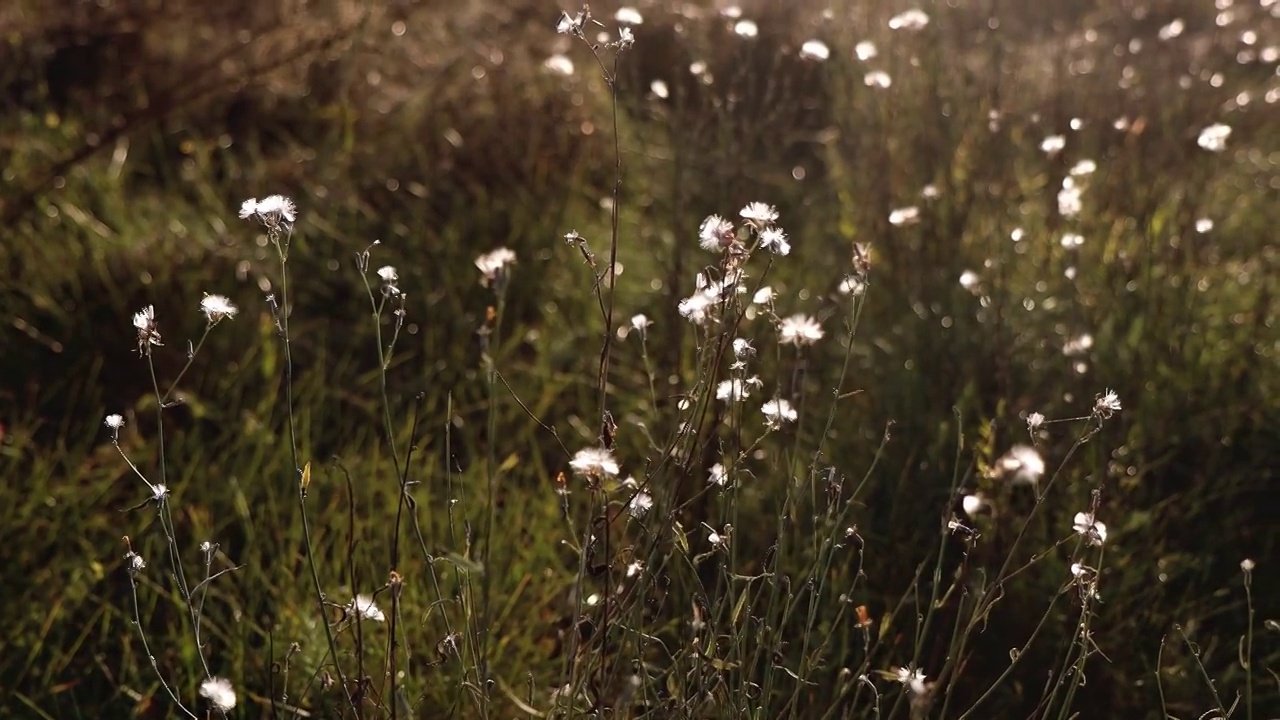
[1,1,1277,718]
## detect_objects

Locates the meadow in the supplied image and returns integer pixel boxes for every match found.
[1,0,1277,718]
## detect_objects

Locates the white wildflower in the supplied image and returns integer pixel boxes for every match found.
[733,19,758,38]
[133,305,162,352]
[761,398,797,428]
[239,195,296,227]
[630,314,651,334]
[628,491,653,518]
[105,414,124,430]
[678,289,718,324]
[125,550,146,574]
[779,314,824,346]
[1026,412,1045,432]
[1072,511,1108,546]
[732,337,754,359]
[475,248,516,288]
[708,463,728,486]
[752,286,776,305]
[855,41,878,61]
[894,666,928,695]
[716,377,760,402]
[699,214,736,251]
[200,294,238,324]
[350,594,386,622]
[1093,389,1121,419]
[570,447,620,479]
[759,227,790,255]
[200,677,237,711]
[557,9,585,35]
[739,202,778,229]
[839,275,867,296]
[1195,218,1214,233]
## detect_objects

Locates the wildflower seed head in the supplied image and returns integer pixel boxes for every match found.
[1241,558,1255,573]
[104,414,124,430]
[151,484,168,502]
[615,26,635,49]
[779,314,824,346]
[132,305,162,353]
[708,463,728,486]
[894,666,928,695]
[855,40,878,61]
[200,294,238,324]
[475,248,517,289]
[570,447,620,480]
[1072,511,1108,546]
[630,314,651,335]
[739,202,778,230]
[350,594,386,622]
[1093,389,1122,419]
[799,39,830,61]
[840,275,868,297]
[627,491,653,518]
[557,8,588,35]
[732,337,755,359]
[239,195,297,229]
[716,376,760,402]
[699,214,737,251]
[1026,412,1045,432]
[759,226,790,255]
[199,677,237,712]
[761,398,798,428]
[124,550,146,575]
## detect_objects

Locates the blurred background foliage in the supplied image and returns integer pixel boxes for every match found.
[0,0,1276,717]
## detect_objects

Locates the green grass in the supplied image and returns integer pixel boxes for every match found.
[1,1,1277,718]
